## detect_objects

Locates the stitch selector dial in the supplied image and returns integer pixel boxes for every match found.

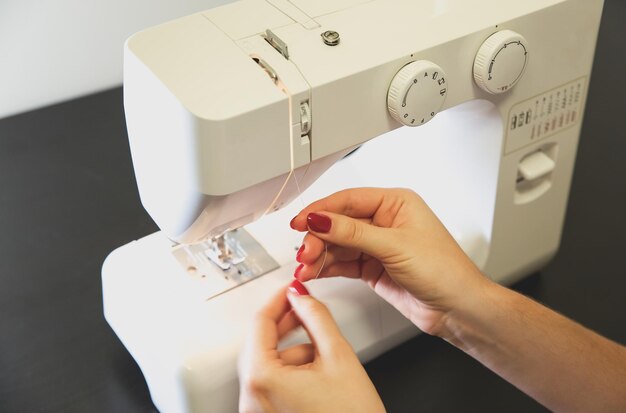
[474,30,529,94]
[387,60,448,127]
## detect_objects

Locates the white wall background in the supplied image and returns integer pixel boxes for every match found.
[0,0,230,120]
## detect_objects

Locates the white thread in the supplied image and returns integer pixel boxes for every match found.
[287,122,326,278]
[314,242,328,280]
[263,66,327,279]
[262,77,295,216]
[293,168,305,207]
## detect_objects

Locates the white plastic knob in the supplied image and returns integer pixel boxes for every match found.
[474,30,529,94]
[387,60,448,127]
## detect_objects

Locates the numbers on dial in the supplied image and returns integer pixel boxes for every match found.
[474,30,529,94]
[387,60,448,127]
[400,73,445,123]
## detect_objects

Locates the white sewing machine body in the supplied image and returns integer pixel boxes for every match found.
[102,0,604,411]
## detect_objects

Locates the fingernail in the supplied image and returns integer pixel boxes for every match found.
[307,213,332,233]
[293,263,304,279]
[288,279,310,296]
[289,216,297,230]
[295,245,305,263]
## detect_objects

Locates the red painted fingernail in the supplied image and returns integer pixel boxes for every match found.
[307,213,331,233]
[293,263,304,279]
[288,279,310,296]
[295,245,305,263]
[289,216,297,230]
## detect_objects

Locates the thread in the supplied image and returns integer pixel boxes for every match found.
[314,242,328,280]
[266,69,327,280]
[262,76,296,216]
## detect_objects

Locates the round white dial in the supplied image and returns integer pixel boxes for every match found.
[474,30,529,94]
[387,60,448,127]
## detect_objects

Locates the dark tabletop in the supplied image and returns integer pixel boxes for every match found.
[1,1,625,412]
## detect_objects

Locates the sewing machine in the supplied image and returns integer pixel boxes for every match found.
[102,0,604,411]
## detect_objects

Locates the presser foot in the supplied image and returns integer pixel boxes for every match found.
[171,229,279,299]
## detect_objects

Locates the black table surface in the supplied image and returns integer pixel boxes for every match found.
[1,2,625,412]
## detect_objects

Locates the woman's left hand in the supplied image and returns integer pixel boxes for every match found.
[238,280,386,413]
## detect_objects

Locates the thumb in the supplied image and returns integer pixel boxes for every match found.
[306,212,395,260]
[286,280,352,359]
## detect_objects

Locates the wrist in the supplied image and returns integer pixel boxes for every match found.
[437,276,503,349]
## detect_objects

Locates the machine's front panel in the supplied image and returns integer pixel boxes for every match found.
[506,77,587,154]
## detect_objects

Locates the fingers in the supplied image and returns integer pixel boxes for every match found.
[286,286,352,359]
[277,310,300,339]
[290,188,387,231]
[249,287,292,354]
[258,286,292,322]
[290,187,418,231]
[296,233,326,264]
[291,189,405,260]
[239,287,293,387]
[309,259,384,285]
[305,211,396,260]
[279,344,315,366]
[295,246,362,282]
[317,261,362,280]
[297,219,371,265]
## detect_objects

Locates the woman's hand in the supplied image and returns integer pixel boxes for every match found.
[238,281,386,413]
[289,188,626,413]
[290,187,490,339]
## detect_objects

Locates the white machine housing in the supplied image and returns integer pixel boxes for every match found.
[103,0,604,411]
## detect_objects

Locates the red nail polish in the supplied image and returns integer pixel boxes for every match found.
[295,245,305,263]
[289,216,297,230]
[293,263,304,279]
[307,213,331,233]
[288,279,310,296]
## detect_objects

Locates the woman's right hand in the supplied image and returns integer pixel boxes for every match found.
[292,188,626,413]
[290,187,491,339]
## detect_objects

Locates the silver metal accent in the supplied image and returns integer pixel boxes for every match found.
[321,30,340,46]
[206,233,245,270]
[264,29,289,59]
[172,229,279,300]
[300,101,311,136]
